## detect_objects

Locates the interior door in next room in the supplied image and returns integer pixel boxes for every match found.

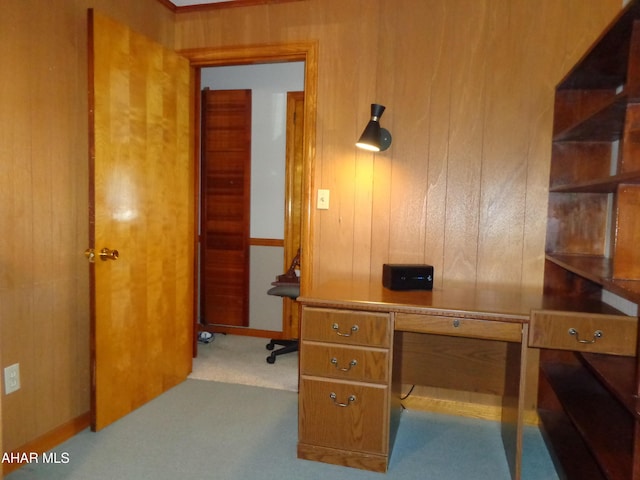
[200,88,252,327]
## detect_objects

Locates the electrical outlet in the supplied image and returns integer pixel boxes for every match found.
[4,363,20,394]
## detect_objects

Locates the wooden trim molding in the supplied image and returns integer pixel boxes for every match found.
[201,324,288,340]
[180,41,318,296]
[2,412,90,476]
[250,238,284,247]
[155,0,177,12]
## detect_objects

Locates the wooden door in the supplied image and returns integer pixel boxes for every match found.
[88,10,194,431]
[200,89,252,327]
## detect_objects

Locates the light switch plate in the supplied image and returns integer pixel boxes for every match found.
[317,189,330,210]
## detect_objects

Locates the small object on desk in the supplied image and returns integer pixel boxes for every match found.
[382,263,434,290]
[274,248,300,285]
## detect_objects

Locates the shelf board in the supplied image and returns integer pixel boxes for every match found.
[537,409,607,480]
[541,361,633,479]
[579,353,638,416]
[553,95,627,142]
[545,254,612,284]
[549,171,640,193]
[545,254,640,304]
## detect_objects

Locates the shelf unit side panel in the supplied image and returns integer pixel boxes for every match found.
[613,185,640,279]
[621,103,640,172]
[623,20,640,98]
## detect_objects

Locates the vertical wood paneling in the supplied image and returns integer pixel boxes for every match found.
[317,2,379,282]
[422,3,455,289]
[442,0,489,284]
[174,0,623,290]
[381,3,429,271]
[477,0,528,286]
[1,0,175,457]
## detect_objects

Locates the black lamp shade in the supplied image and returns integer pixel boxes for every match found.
[356,120,382,151]
[356,103,392,152]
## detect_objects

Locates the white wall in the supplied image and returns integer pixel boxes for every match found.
[201,62,304,332]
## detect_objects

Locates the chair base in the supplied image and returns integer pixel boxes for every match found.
[266,339,298,364]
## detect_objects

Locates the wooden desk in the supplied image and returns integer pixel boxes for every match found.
[296,280,547,479]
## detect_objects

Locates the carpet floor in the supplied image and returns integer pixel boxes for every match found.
[6,335,560,480]
[188,333,298,392]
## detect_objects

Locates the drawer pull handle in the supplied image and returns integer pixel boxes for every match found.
[329,392,356,407]
[330,357,357,372]
[568,328,603,344]
[453,319,460,328]
[332,323,359,337]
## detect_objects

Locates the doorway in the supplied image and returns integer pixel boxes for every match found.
[200,63,303,336]
[182,43,317,345]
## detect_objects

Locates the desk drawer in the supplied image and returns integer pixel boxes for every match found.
[300,342,389,383]
[302,307,391,347]
[529,310,637,356]
[299,377,388,455]
[395,313,523,342]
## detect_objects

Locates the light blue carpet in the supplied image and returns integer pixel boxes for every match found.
[7,379,559,480]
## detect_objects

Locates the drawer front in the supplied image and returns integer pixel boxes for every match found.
[529,310,637,356]
[301,307,391,347]
[395,313,523,342]
[298,377,388,455]
[300,342,389,383]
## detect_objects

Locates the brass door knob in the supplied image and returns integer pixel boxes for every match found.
[99,248,119,261]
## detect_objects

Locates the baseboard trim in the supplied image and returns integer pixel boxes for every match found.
[2,411,90,475]
[201,324,289,340]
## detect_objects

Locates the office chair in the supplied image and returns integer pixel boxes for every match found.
[265,250,300,364]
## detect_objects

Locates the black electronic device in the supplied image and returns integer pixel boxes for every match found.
[382,264,434,291]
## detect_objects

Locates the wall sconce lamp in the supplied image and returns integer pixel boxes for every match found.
[355,103,392,152]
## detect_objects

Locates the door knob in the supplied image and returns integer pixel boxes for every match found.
[84,248,120,263]
[99,248,119,261]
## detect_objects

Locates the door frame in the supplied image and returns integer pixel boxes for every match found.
[180,42,317,346]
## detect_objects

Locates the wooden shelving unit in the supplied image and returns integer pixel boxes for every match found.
[540,1,640,479]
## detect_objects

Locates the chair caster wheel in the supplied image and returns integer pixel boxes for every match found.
[266,342,275,351]
[266,355,276,364]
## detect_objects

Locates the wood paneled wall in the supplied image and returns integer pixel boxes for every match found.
[0,0,174,457]
[0,0,622,462]
[175,0,621,290]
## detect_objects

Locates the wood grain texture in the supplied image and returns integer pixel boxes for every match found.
[613,185,640,279]
[91,11,194,430]
[300,342,389,383]
[200,89,251,327]
[175,0,622,291]
[283,91,304,339]
[298,377,389,454]
[530,310,637,356]
[395,313,523,343]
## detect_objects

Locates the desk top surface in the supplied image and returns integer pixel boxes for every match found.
[298,279,619,322]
